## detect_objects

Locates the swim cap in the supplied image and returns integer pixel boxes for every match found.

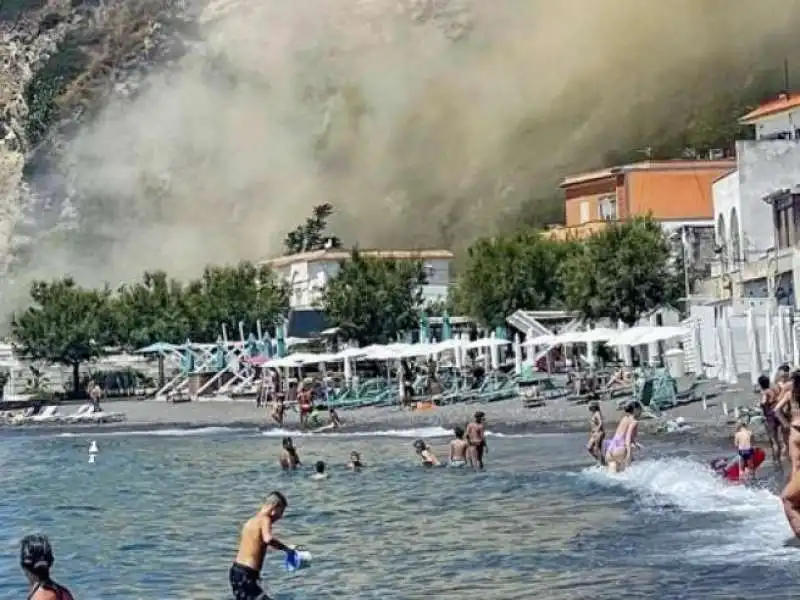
[20,534,53,572]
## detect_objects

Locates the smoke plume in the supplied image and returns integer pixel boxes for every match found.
[14,0,800,289]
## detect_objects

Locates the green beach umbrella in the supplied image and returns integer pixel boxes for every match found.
[419,311,430,344]
[246,333,259,358]
[442,311,452,341]
[214,337,227,370]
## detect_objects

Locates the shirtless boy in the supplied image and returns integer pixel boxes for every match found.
[311,461,328,480]
[586,402,605,465]
[465,411,487,469]
[230,492,295,600]
[604,401,642,473]
[449,426,468,467]
[734,421,755,481]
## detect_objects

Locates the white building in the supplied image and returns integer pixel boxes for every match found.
[705,93,800,307]
[261,249,454,309]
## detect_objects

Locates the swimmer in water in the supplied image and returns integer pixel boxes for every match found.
[20,534,74,600]
[734,421,755,481]
[449,426,468,467]
[279,437,301,471]
[347,451,364,471]
[465,411,487,469]
[311,461,328,480]
[231,491,295,600]
[604,401,642,473]
[760,374,784,464]
[774,371,800,537]
[413,439,440,466]
[586,402,605,465]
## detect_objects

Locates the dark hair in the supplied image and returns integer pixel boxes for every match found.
[624,401,642,414]
[265,491,288,508]
[780,364,792,373]
[20,534,53,581]
[474,411,485,421]
[282,437,294,450]
[413,439,426,452]
[758,375,771,390]
[588,402,600,412]
[315,461,325,473]
[453,426,465,439]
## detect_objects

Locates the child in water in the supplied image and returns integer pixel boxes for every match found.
[734,421,755,481]
[279,437,302,470]
[347,451,364,471]
[586,402,605,465]
[448,427,468,467]
[311,461,328,480]
[413,439,440,467]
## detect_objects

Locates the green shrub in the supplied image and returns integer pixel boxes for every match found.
[0,0,47,23]
[23,32,88,146]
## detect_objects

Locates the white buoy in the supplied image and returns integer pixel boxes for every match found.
[88,440,98,463]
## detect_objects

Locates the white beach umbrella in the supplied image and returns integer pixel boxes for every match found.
[616,320,633,367]
[647,314,659,367]
[489,332,500,370]
[714,318,727,382]
[525,328,535,362]
[764,303,774,375]
[691,318,704,377]
[513,334,522,375]
[343,356,353,384]
[777,306,789,366]
[746,307,762,388]
[723,308,739,385]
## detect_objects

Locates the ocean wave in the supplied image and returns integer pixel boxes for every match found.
[56,426,252,438]
[582,457,795,564]
[260,427,539,438]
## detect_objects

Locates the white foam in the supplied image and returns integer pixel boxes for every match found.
[583,458,798,564]
[260,427,539,439]
[57,426,249,438]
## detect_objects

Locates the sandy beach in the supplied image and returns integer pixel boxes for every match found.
[4,378,761,444]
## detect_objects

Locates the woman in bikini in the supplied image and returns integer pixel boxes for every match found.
[604,401,642,473]
[774,371,800,537]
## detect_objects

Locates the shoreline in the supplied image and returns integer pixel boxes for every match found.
[0,387,757,446]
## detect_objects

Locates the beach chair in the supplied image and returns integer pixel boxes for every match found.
[26,405,60,424]
[63,404,94,422]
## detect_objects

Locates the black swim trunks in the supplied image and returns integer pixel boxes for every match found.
[738,448,754,461]
[230,563,271,600]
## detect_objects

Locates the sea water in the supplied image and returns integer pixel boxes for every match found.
[0,427,798,600]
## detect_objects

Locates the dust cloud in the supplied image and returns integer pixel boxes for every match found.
[20,0,800,285]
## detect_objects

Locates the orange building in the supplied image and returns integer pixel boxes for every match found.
[545,159,736,240]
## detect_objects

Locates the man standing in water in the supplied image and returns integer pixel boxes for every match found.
[230,492,296,600]
[465,411,487,469]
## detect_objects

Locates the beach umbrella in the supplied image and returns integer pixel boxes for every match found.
[489,332,500,370]
[691,318,704,377]
[764,304,774,375]
[647,314,659,367]
[723,308,739,385]
[246,333,259,358]
[513,333,522,375]
[616,320,633,367]
[746,307,762,388]
[777,306,789,366]
[181,339,195,374]
[276,326,287,358]
[442,311,452,341]
[419,311,430,344]
[214,338,227,371]
[714,322,726,382]
[524,328,535,362]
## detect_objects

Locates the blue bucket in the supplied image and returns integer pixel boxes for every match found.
[284,549,312,572]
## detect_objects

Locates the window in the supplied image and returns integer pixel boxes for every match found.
[579,201,590,224]
[598,195,617,221]
[772,192,800,250]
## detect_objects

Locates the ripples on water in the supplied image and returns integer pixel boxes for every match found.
[0,428,799,599]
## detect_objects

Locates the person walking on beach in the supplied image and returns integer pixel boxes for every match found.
[20,534,74,600]
[230,491,296,600]
[88,380,103,412]
[604,401,642,473]
[465,411,487,469]
[586,402,605,465]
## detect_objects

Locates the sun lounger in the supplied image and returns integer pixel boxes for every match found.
[14,405,60,425]
[63,404,94,421]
